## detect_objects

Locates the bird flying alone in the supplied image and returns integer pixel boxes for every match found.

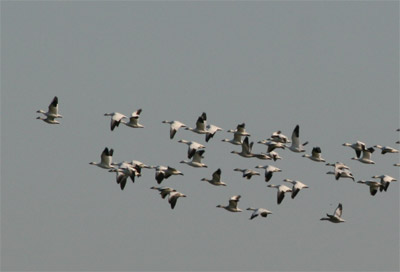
[320,203,345,223]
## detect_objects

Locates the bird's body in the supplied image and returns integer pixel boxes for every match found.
[246,207,272,220]
[371,175,397,192]
[257,140,286,153]
[36,115,60,124]
[151,165,183,184]
[109,162,140,190]
[217,195,242,212]
[283,179,309,199]
[205,124,223,142]
[89,147,114,169]
[357,180,381,196]
[342,141,366,158]
[178,139,206,159]
[255,165,282,182]
[151,186,176,199]
[221,132,243,145]
[231,136,257,158]
[287,125,308,152]
[373,145,399,155]
[320,203,345,223]
[162,120,187,139]
[303,147,325,162]
[233,168,260,180]
[36,96,63,119]
[168,191,186,209]
[180,149,207,168]
[201,168,226,186]
[268,130,290,144]
[185,112,208,134]
[227,123,251,136]
[351,147,375,164]
[104,112,127,131]
[267,184,292,204]
[122,109,144,128]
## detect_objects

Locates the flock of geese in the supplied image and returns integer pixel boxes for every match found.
[37,96,399,222]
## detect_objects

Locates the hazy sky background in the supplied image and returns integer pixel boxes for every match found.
[1,1,399,271]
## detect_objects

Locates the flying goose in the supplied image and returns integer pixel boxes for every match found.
[162,120,187,139]
[231,136,256,158]
[205,124,223,142]
[342,141,366,158]
[373,145,399,154]
[36,115,60,124]
[109,162,140,190]
[216,195,242,212]
[185,112,208,134]
[320,203,345,223]
[325,162,350,170]
[246,207,272,220]
[302,147,326,162]
[326,165,354,181]
[268,130,290,143]
[267,184,292,205]
[178,139,206,159]
[104,112,127,131]
[356,180,381,196]
[233,168,260,180]
[287,125,308,152]
[351,147,375,164]
[151,186,176,199]
[180,149,207,168]
[371,175,397,192]
[221,131,243,145]
[227,123,251,136]
[267,151,282,161]
[89,147,114,169]
[122,109,144,128]
[201,168,227,186]
[283,179,309,199]
[150,165,183,184]
[36,96,63,119]
[168,191,187,209]
[257,140,286,153]
[255,165,282,182]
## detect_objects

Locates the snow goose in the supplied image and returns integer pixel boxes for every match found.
[268,130,290,143]
[257,140,286,153]
[356,180,381,196]
[342,141,366,158]
[36,96,63,119]
[89,147,114,169]
[231,136,256,158]
[287,125,308,153]
[351,147,375,164]
[104,112,127,131]
[246,207,272,220]
[255,165,282,182]
[162,120,187,139]
[371,175,397,192]
[151,186,176,199]
[150,165,183,184]
[180,150,207,168]
[201,168,227,186]
[267,184,292,205]
[109,162,140,190]
[325,162,350,170]
[221,132,243,145]
[233,168,260,180]
[178,139,206,159]
[168,191,187,209]
[394,163,400,167]
[283,179,309,199]
[185,112,208,134]
[36,115,60,124]
[205,124,223,142]
[122,109,144,128]
[267,151,282,161]
[302,147,326,162]
[320,203,345,223]
[326,166,354,181]
[227,123,251,136]
[373,145,399,154]
[216,195,242,212]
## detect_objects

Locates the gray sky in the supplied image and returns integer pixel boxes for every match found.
[1,1,399,271]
